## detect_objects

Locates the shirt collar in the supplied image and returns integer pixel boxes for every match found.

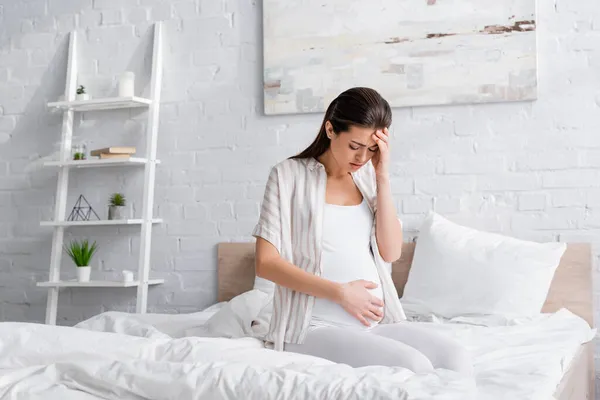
[306,157,324,171]
[305,156,361,180]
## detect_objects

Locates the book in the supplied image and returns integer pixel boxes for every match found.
[90,146,136,156]
[99,153,131,159]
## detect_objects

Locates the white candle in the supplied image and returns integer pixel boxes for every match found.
[118,71,135,97]
[122,270,134,282]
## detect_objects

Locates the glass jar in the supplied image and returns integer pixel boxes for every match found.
[71,143,87,160]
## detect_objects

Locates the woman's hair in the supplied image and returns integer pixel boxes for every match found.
[290,87,392,160]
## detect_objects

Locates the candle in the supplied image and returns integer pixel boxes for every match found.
[118,71,135,97]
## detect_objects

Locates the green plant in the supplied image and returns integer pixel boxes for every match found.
[77,85,85,95]
[73,152,85,160]
[64,239,98,267]
[109,193,125,207]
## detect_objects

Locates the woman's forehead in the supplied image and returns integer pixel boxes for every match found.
[345,126,378,147]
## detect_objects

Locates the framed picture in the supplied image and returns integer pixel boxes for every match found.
[263,0,537,115]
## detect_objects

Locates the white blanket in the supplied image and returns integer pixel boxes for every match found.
[0,305,593,400]
[403,307,596,400]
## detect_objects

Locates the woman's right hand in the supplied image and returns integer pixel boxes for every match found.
[337,280,384,327]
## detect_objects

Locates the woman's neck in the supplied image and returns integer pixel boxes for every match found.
[318,150,348,179]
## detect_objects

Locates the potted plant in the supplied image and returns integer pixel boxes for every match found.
[108,192,126,220]
[71,143,87,160]
[64,239,98,282]
[76,85,90,101]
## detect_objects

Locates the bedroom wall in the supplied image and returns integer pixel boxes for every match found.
[0,0,599,390]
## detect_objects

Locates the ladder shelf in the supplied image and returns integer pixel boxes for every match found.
[41,22,165,325]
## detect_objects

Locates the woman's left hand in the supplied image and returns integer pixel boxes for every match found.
[371,127,390,178]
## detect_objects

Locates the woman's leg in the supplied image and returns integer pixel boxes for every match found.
[284,326,434,373]
[370,322,473,376]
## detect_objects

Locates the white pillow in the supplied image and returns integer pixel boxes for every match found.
[250,296,274,339]
[251,276,275,338]
[201,289,270,338]
[253,275,275,296]
[401,212,566,318]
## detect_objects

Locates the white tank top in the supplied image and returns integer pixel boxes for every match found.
[310,198,384,330]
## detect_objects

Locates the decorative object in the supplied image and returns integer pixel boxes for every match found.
[76,85,90,101]
[118,71,135,97]
[262,0,537,114]
[67,194,100,221]
[71,143,87,160]
[122,270,134,282]
[90,146,136,160]
[63,239,98,282]
[108,192,126,220]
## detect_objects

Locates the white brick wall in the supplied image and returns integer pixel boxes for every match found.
[0,0,599,393]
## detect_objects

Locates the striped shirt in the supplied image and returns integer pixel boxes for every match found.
[252,156,406,351]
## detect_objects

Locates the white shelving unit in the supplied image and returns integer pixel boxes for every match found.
[47,96,153,111]
[44,157,160,168]
[40,219,163,227]
[39,22,165,325]
[37,279,165,288]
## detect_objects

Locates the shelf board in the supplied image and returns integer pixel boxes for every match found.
[36,279,165,288]
[40,218,163,227]
[44,157,160,168]
[48,96,152,112]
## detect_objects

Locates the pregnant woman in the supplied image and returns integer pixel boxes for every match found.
[252,87,472,375]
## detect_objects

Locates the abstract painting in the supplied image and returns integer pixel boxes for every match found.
[262,0,537,115]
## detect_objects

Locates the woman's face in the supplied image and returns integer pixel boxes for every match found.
[325,121,380,173]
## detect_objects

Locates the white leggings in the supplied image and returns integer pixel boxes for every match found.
[284,322,473,375]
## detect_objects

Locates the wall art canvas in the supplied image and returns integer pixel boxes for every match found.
[262,0,537,115]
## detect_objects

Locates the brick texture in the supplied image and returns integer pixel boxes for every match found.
[0,0,599,393]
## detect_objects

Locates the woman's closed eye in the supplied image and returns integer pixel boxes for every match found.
[349,145,379,152]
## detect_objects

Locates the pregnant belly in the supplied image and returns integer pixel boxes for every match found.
[311,251,384,329]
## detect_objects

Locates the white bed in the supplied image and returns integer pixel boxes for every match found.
[216,241,597,400]
[0,242,595,399]
[0,301,592,400]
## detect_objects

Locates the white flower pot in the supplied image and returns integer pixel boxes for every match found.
[76,93,90,101]
[77,266,91,282]
[108,205,125,220]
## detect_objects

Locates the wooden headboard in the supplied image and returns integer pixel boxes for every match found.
[217,242,594,327]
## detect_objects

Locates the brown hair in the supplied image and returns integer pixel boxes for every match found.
[290,87,392,160]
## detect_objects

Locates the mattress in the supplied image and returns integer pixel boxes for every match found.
[0,302,594,400]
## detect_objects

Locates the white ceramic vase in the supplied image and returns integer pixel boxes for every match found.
[76,93,90,101]
[77,266,91,282]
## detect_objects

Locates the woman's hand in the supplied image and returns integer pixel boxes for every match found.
[337,280,384,326]
[371,127,391,178]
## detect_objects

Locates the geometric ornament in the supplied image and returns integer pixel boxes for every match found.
[67,194,100,221]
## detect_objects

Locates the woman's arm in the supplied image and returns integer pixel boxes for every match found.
[372,128,404,263]
[375,175,403,262]
[253,166,342,300]
[255,237,343,302]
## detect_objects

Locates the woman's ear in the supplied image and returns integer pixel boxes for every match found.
[325,121,334,139]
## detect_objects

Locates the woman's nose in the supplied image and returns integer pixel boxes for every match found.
[356,149,368,161]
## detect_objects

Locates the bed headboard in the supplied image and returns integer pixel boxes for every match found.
[217,242,594,327]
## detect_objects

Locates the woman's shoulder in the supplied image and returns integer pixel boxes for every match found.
[270,157,314,176]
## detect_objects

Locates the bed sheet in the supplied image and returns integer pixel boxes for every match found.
[0,301,594,400]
